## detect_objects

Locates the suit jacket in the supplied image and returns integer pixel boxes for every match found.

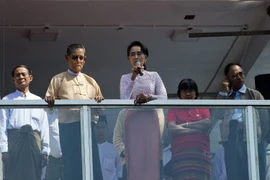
[217,87,269,143]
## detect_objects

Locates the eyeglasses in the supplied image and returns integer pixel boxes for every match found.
[231,72,244,79]
[71,55,85,61]
[129,52,144,58]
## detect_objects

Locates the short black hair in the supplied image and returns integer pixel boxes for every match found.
[66,44,86,56]
[224,63,242,76]
[127,41,149,70]
[11,65,33,77]
[177,78,199,99]
[127,41,149,57]
[98,115,107,125]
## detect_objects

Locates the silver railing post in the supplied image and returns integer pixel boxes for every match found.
[80,106,93,180]
[245,106,259,180]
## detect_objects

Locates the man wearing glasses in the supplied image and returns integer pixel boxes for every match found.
[45,44,104,180]
[217,63,269,180]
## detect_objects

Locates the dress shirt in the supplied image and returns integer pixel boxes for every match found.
[46,109,62,158]
[45,70,103,123]
[230,85,246,122]
[0,90,50,155]
[218,85,247,122]
[98,142,122,180]
[67,69,79,76]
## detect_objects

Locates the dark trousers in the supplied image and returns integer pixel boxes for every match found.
[223,121,266,180]
[59,122,103,180]
[122,160,163,180]
[258,140,267,180]
[44,156,63,180]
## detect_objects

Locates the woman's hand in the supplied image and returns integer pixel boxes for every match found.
[168,122,203,135]
[182,119,211,132]
[134,93,152,105]
[131,64,144,81]
[168,123,189,132]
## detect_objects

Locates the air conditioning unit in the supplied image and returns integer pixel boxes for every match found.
[28,28,59,42]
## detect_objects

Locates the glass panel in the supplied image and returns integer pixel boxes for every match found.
[91,108,123,180]
[43,107,63,180]
[0,106,83,180]
[253,107,269,180]
[91,106,248,180]
[0,104,257,180]
[50,107,83,180]
[211,106,249,180]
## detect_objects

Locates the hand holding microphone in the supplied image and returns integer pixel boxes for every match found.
[131,61,144,80]
[135,61,144,76]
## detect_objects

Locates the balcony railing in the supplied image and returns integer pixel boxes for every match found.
[0,99,268,180]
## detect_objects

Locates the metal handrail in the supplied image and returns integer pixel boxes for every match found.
[0,99,270,108]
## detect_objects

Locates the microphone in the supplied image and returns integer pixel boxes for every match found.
[136,61,143,76]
